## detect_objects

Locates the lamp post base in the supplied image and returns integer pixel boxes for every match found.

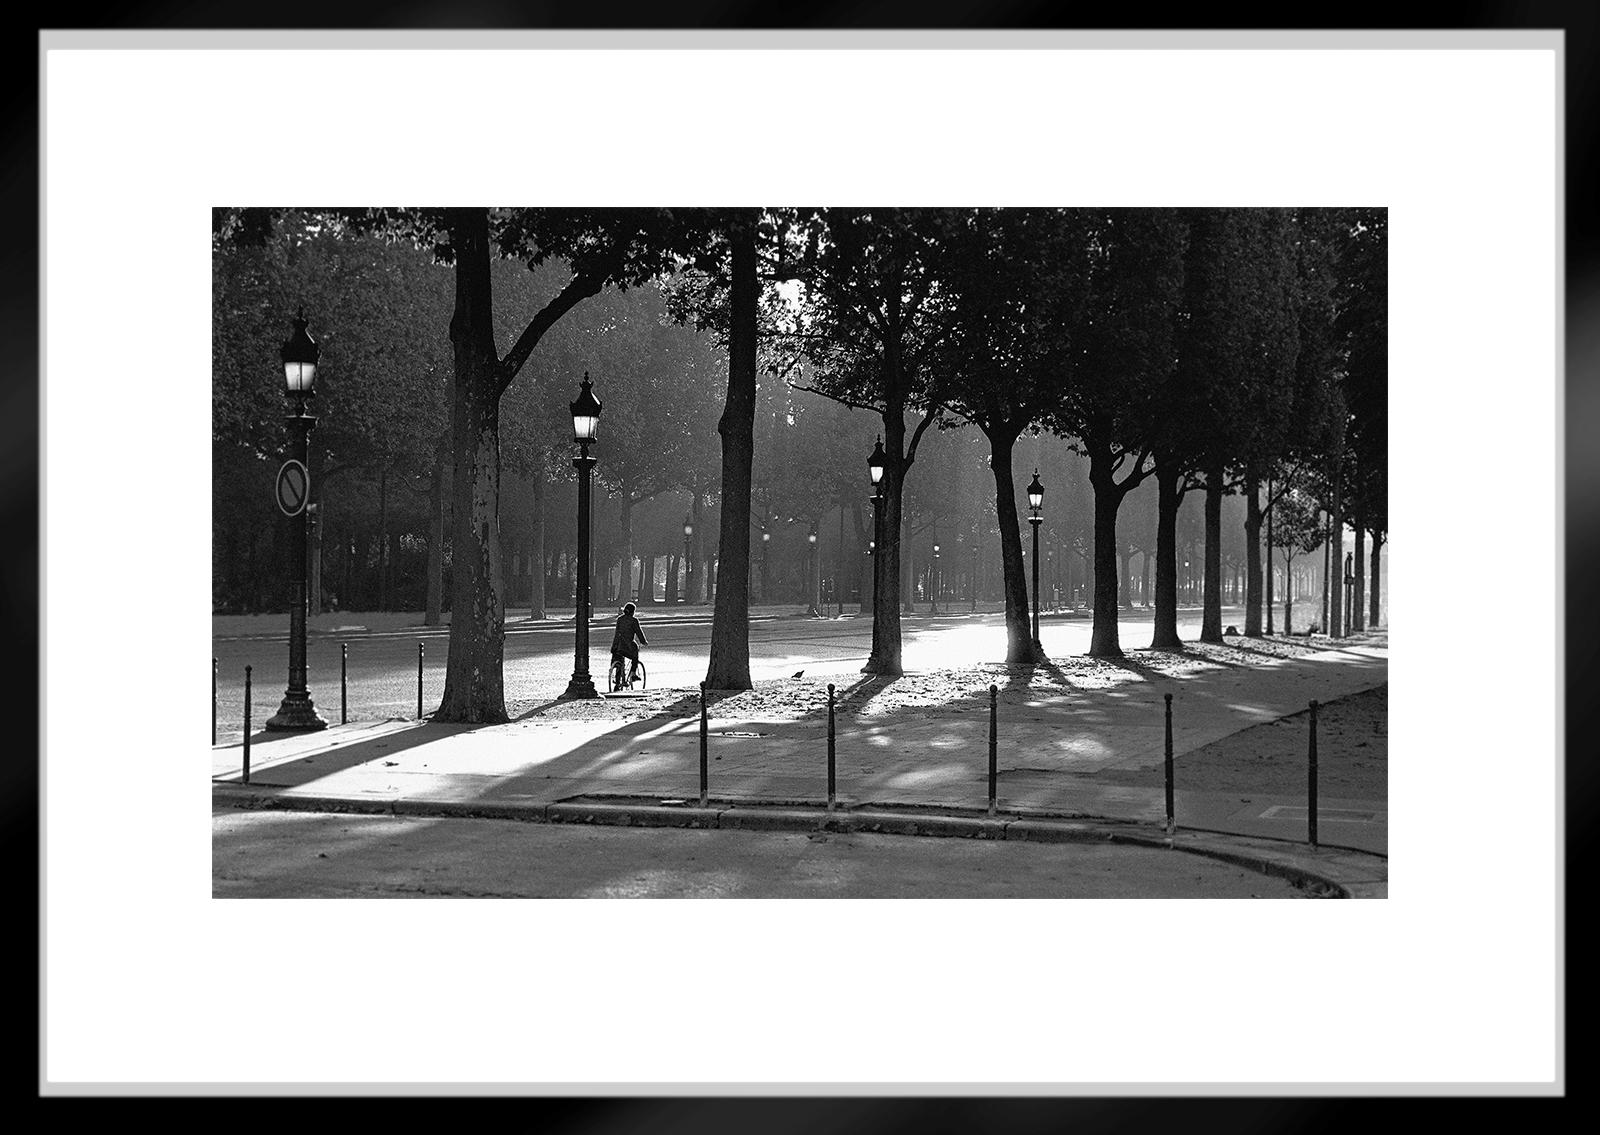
[265,690,328,731]
[560,675,599,700]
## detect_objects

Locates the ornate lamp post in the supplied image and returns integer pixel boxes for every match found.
[682,515,694,604]
[267,308,327,732]
[867,436,885,623]
[1027,469,1044,649]
[561,373,602,700]
[931,542,941,615]
[759,527,770,606]
[1343,551,1355,638]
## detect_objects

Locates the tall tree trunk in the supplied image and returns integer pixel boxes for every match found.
[437,207,508,723]
[1329,459,1344,637]
[1243,466,1263,635]
[987,429,1037,662]
[690,491,705,603]
[665,552,679,604]
[1369,532,1383,627]
[377,459,389,611]
[1087,447,1128,658]
[1352,505,1366,632]
[1321,510,1331,633]
[1118,543,1132,610]
[425,442,446,625]
[902,508,916,614]
[1283,551,1295,633]
[528,465,546,620]
[639,552,656,605]
[618,495,635,608]
[1200,462,1224,643]
[1151,462,1183,649]
[706,211,758,688]
[1265,476,1274,633]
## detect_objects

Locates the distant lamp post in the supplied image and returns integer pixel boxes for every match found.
[808,526,820,617]
[931,542,941,616]
[267,308,327,732]
[1343,551,1355,638]
[970,526,979,613]
[1027,469,1044,649]
[760,527,770,606]
[560,373,602,699]
[682,515,694,605]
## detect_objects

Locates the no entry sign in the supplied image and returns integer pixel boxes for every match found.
[275,460,309,516]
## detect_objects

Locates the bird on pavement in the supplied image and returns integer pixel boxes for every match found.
[792,670,805,678]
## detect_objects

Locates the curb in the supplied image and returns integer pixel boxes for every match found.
[212,785,1378,897]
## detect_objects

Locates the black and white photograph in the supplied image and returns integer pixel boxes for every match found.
[209,205,1390,900]
[41,29,1565,1094]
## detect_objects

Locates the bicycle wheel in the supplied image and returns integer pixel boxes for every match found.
[609,658,625,693]
[633,661,647,691]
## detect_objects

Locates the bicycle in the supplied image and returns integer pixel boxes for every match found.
[609,653,647,693]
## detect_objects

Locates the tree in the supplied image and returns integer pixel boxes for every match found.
[1040,209,1187,657]
[1272,485,1325,633]
[1336,209,1388,629]
[212,214,453,617]
[366,207,707,721]
[934,208,1098,662]
[789,209,962,676]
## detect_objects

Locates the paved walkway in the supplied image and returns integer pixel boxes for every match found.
[214,633,1388,896]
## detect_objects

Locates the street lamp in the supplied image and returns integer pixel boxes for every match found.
[1343,551,1355,638]
[1027,469,1044,649]
[867,436,885,624]
[682,515,694,605]
[808,526,820,617]
[560,373,602,699]
[760,527,770,607]
[266,308,327,732]
[931,542,941,616]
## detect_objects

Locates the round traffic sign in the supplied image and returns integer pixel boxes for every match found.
[276,460,310,516]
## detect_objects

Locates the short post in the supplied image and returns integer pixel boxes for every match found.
[340,642,348,724]
[1164,693,1175,836]
[699,681,709,808]
[1308,699,1319,849]
[416,641,424,720]
[242,665,252,786]
[826,683,837,811]
[212,657,218,746]
[987,683,998,816]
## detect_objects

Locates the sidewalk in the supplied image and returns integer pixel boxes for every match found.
[213,634,1388,896]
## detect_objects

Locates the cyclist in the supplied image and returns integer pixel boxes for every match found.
[610,601,649,688]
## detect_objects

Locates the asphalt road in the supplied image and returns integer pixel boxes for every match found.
[212,806,1307,898]
[213,605,1245,738]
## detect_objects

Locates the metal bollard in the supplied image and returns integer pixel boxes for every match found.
[341,642,348,724]
[987,684,998,816]
[242,665,252,786]
[827,683,837,811]
[699,681,709,808]
[212,657,218,746]
[417,642,424,720]
[1308,699,1319,849]
[1164,693,1175,836]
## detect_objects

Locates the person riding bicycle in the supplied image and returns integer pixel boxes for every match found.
[610,601,649,687]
